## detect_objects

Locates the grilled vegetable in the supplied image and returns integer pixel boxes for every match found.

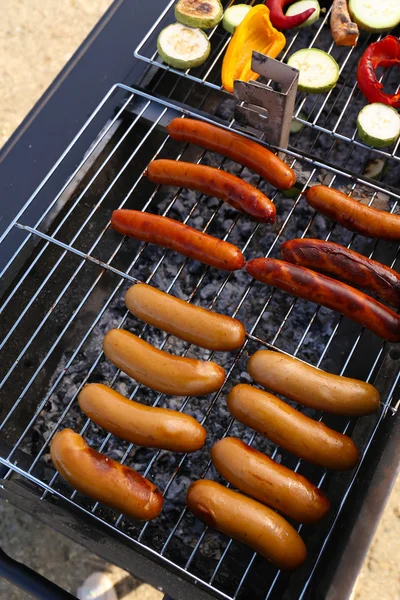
[290,111,307,133]
[267,0,316,29]
[330,0,359,46]
[363,159,385,180]
[357,103,400,148]
[221,5,286,93]
[286,0,320,28]
[222,4,251,34]
[357,37,400,108]
[348,0,400,32]
[175,0,223,29]
[287,49,339,93]
[157,23,210,69]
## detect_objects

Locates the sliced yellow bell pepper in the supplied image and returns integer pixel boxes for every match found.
[221,5,286,93]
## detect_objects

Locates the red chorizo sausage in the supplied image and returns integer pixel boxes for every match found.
[305,185,400,241]
[281,238,400,308]
[166,118,296,191]
[246,258,400,343]
[50,429,163,520]
[145,159,276,223]
[111,210,245,271]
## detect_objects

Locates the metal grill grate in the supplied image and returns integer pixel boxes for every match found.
[0,84,399,600]
[134,0,400,170]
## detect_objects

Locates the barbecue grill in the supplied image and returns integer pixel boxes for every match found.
[0,1,399,599]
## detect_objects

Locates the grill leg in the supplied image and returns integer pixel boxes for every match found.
[0,546,77,600]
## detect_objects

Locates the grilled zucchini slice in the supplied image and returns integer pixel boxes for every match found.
[286,0,321,28]
[357,103,400,148]
[157,23,211,69]
[348,0,400,32]
[175,0,223,29]
[222,4,252,34]
[288,49,339,93]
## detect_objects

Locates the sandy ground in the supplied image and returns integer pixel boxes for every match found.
[0,1,399,598]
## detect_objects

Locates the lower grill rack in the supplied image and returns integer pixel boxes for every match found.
[0,84,399,600]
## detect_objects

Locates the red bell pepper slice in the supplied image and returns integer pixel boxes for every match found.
[357,36,400,109]
[266,0,315,30]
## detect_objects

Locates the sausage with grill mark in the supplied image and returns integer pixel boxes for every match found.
[111,210,245,271]
[145,159,276,223]
[246,258,400,343]
[281,238,400,308]
[50,429,163,520]
[167,118,296,190]
[305,185,400,241]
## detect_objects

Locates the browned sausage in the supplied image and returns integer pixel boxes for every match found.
[103,329,226,396]
[211,437,330,523]
[78,384,206,452]
[281,238,400,308]
[111,210,245,271]
[246,258,400,343]
[227,384,359,470]
[50,429,163,520]
[186,479,307,570]
[145,160,276,223]
[305,185,400,241]
[167,118,296,191]
[248,350,380,416]
[125,283,245,351]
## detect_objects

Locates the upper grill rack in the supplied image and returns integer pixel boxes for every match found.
[134,0,400,168]
[0,84,399,600]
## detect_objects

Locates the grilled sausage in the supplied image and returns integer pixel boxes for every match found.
[50,429,163,520]
[186,479,307,570]
[125,283,245,351]
[211,437,330,523]
[111,210,245,271]
[145,160,276,223]
[248,349,380,416]
[167,118,296,191]
[227,384,359,470]
[103,329,225,396]
[246,258,400,343]
[281,238,400,308]
[305,185,400,241]
[78,384,206,452]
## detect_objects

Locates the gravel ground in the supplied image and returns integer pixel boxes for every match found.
[0,1,399,599]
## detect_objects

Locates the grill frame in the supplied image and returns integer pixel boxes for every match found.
[0,80,399,600]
